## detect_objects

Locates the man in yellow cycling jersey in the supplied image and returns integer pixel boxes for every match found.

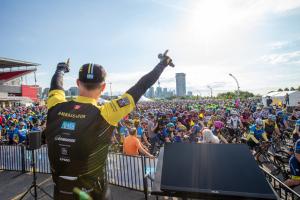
[263,114,280,140]
[44,51,174,200]
[246,118,268,149]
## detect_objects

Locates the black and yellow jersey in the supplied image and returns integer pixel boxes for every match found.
[46,90,135,183]
[45,60,168,199]
[263,119,278,135]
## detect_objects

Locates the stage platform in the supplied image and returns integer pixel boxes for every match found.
[1,170,300,200]
[0,171,159,200]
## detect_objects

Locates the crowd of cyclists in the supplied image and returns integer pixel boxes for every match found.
[0,105,47,145]
[115,98,300,187]
[0,98,300,187]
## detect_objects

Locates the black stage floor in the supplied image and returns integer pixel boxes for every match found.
[0,171,158,200]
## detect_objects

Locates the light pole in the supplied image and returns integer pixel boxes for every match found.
[207,86,213,98]
[108,82,112,100]
[229,73,240,100]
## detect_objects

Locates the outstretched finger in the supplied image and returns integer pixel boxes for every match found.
[163,49,169,56]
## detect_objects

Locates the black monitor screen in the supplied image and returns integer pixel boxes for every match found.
[161,143,276,199]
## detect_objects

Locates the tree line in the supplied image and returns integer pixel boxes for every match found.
[277,86,300,92]
[217,90,256,99]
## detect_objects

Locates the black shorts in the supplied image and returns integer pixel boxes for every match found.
[247,140,258,149]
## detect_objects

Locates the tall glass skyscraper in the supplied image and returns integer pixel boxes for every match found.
[176,73,186,96]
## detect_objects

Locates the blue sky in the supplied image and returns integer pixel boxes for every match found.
[1,0,300,96]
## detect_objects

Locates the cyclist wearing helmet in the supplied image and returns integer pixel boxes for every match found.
[227,110,243,130]
[18,122,28,144]
[7,123,18,145]
[119,119,132,143]
[227,110,243,140]
[212,120,228,144]
[240,107,252,130]
[133,120,150,146]
[284,134,300,187]
[246,118,268,149]
[163,122,175,143]
[189,118,204,142]
[276,110,289,130]
[252,107,262,120]
[292,120,300,143]
[263,114,280,140]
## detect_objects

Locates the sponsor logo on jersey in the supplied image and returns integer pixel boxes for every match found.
[58,112,86,119]
[117,97,130,108]
[54,135,76,143]
[59,157,71,162]
[61,121,76,130]
[74,105,81,110]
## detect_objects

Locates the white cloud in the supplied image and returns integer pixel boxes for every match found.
[269,41,290,50]
[261,51,300,64]
[39,0,300,96]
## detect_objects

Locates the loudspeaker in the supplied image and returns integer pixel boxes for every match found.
[27,131,42,150]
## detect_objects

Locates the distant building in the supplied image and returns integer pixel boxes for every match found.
[38,87,42,99]
[163,88,168,98]
[0,57,40,105]
[148,87,155,98]
[187,91,193,96]
[169,90,175,97]
[65,90,71,96]
[176,73,186,97]
[155,87,162,98]
[69,87,79,96]
[42,88,50,99]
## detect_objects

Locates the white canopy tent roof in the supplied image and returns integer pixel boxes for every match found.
[98,97,109,104]
[138,96,154,102]
[262,91,300,107]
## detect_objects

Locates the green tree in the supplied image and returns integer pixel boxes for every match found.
[217,90,254,99]
[278,88,283,92]
[298,86,300,91]
[284,88,289,91]
[291,87,296,91]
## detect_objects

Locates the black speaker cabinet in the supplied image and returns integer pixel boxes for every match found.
[27,131,42,150]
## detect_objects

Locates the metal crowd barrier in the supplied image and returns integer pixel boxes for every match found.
[0,145,51,173]
[260,167,300,200]
[2,144,300,199]
[106,152,157,191]
[0,145,157,192]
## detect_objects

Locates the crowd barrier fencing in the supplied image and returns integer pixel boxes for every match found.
[0,145,51,173]
[0,145,156,192]
[260,167,300,200]
[1,144,300,199]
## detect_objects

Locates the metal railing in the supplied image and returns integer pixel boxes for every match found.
[260,167,300,200]
[2,144,300,199]
[106,152,157,191]
[0,145,51,173]
[0,145,156,191]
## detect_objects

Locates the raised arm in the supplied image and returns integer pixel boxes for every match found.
[47,62,70,110]
[100,51,174,126]
[127,51,173,103]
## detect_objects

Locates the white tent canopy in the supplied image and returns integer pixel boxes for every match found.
[138,96,153,102]
[98,97,109,104]
[262,91,300,107]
